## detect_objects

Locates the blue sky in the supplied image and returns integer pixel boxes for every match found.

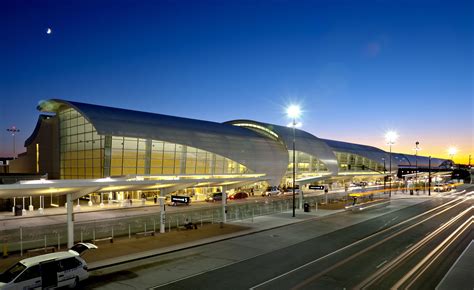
[0,0,472,162]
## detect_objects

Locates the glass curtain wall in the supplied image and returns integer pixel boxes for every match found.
[287,150,328,174]
[59,108,104,179]
[335,151,383,172]
[59,107,251,178]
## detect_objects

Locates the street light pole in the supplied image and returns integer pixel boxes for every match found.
[6,126,20,158]
[415,141,419,194]
[428,156,431,196]
[292,117,296,218]
[389,144,392,197]
[382,158,386,191]
[385,131,398,198]
[286,104,301,218]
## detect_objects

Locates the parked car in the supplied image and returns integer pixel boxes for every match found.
[281,186,302,196]
[205,192,225,202]
[229,191,249,200]
[262,186,281,197]
[0,243,97,289]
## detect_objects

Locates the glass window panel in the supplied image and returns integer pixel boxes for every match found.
[111,158,122,167]
[123,159,136,167]
[112,139,123,149]
[152,141,163,151]
[123,168,136,175]
[164,143,175,152]
[137,151,146,159]
[151,152,163,160]
[163,152,175,160]
[163,159,174,167]
[151,159,163,167]
[163,167,174,174]
[123,151,136,159]
[85,123,93,132]
[151,167,162,174]
[124,139,137,149]
[111,168,122,176]
[93,149,101,158]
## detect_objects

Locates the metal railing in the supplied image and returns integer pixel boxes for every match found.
[1,195,325,256]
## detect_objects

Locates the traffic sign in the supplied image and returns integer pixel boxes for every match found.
[171,195,190,204]
[309,185,325,190]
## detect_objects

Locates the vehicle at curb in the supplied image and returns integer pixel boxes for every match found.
[280,186,302,196]
[205,192,226,202]
[229,191,249,200]
[0,243,97,289]
[262,186,280,197]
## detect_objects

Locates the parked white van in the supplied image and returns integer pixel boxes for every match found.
[0,243,97,289]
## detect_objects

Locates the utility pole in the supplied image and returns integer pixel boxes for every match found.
[428,156,431,196]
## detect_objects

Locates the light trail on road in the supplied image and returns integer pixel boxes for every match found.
[250,197,467,290]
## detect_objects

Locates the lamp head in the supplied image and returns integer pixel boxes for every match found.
[286,104,301,119]
[448,147,457,156]
[385,131,398,144]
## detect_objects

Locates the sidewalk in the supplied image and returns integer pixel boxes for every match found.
[0,188,455,272]
[0,208,341,272]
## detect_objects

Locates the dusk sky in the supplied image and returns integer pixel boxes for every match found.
[1,0,472,163]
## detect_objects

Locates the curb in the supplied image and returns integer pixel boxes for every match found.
[89,209,345,271]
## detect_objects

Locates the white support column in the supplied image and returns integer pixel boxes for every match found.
[222,188,227,224]
[22,197,26,215]
[38,196,44,215]
[298,184,303,210]
[100,192,104,208]
[12,197,16,214]
[28,196,34,211]
[66,193,74,249]
[159,195,165,234]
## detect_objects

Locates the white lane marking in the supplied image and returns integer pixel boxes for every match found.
[376,260,388,269]
[249,198,464,290]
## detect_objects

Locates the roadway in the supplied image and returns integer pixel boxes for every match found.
[81,185,473,289]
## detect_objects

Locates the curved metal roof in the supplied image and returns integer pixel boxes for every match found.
[38,99,288,184]
[226,120,339,176]
[324,139,450,169]
[321,138,390,168]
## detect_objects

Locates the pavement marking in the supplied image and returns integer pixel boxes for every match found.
[249,198,465,290]
[376,260,388,269]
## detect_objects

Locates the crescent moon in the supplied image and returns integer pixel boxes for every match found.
[47,28,52,34]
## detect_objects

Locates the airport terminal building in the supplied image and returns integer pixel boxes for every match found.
[7,99,453,201]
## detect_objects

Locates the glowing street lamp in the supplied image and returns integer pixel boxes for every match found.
[448,147,457,169]
[448,147,457,160]
[385,131,398,198]
[287,104,301,218]
[414,141,420,195]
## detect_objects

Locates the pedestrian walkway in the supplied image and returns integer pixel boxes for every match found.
[0,207,341,272]
[0,188,460,273]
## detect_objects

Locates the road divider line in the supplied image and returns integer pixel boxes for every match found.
[397,210,473,289]
[250,198,465,290]
[358,205,472,289]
